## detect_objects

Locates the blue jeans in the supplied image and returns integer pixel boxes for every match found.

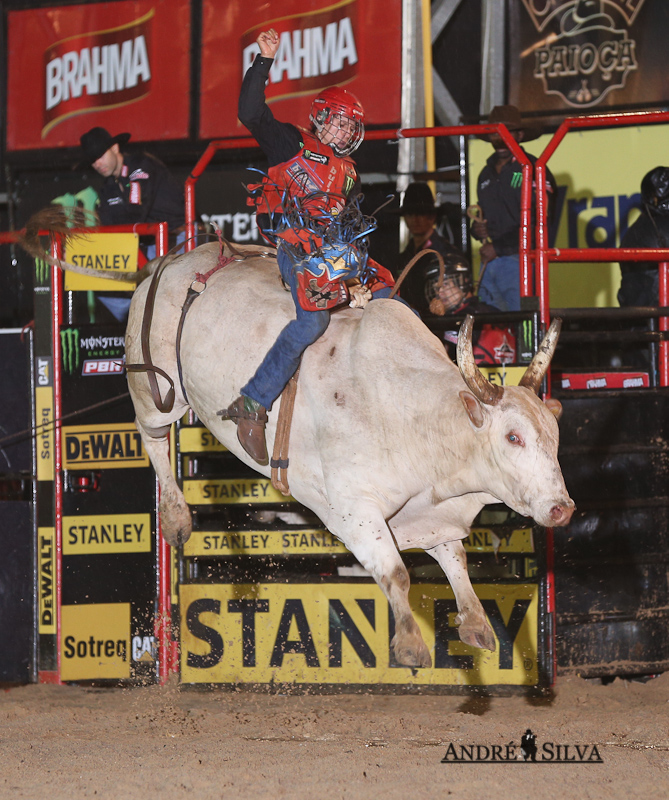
[478,254,521,312]
[242,248,400,409]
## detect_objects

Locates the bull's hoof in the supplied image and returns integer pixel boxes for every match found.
[161,523,192,548]
[159,496,192,547]
[392,635,432,668]
[457,616,496,652]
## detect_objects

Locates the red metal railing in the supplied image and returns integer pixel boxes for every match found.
[534,110,669,386]
[0,222,175,685]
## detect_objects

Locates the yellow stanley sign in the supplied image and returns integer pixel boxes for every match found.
[480,365,526,387]
[179,426,227,453]
[63,514,152,555]
[64,232,138,292]
[183,478,295,505]
[184,529,346,557]
[62,423,149,470]
[184,527,534,558]
[180,582,539,686]
[61,603,131,681]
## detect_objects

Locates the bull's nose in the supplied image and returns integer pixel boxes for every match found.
[550,502,575,526]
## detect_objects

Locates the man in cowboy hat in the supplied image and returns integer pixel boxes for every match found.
[80,126,184,235]
[470,105,555,311]
[394,182,464,318]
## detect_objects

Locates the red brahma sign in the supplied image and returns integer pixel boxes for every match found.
[199,0,402,140]
[6,0,190,151]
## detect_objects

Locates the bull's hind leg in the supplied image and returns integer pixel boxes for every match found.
[136,418,192,547]
[428,540,495,652]
[330,504,432,668]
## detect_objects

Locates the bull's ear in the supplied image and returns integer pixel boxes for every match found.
[460,390,484,428]
[545,397,563,421]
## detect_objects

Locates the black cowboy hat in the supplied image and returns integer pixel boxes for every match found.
[395,182,442,215]
[478,105,543,143]
[79,127,131,164]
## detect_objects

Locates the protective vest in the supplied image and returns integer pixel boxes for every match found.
[248,129,358,225]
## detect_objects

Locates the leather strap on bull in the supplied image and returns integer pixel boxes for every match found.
[270,367,300,496]
[388,248,446,314]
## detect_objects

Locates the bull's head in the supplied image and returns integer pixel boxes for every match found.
[456,315,574,528]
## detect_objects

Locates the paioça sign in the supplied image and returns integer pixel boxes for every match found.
[509,0,664,112]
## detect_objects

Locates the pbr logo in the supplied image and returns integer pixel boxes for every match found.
[521,0,644,108]
[61,328,125,375]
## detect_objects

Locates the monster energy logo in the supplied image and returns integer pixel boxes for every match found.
[520,319,534,363]
[344,175,355,196]
[511,172,523,189]
[35,258,50,286]
[61,328,81,374]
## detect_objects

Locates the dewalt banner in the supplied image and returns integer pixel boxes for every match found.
[63,513,152,555]
[62,423,149,470]
[61,603,131,681]
[180,582,540,686]
[38,527,56,635]
[64,233,138,292]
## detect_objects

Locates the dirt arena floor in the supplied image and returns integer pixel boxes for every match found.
[1,672,667,799]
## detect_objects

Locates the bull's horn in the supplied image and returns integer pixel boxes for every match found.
[518,317,562,394]
[457,315,504,406]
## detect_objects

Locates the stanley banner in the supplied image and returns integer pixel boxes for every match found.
[180,582,541,686]
[509,1,666,113]
[64,233,138,292]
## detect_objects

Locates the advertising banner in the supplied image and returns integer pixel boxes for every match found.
[6,0,190,151]
[199,0,402,140]
[180,582,541,686]
[509,1,667,113]
[64,232,138,291]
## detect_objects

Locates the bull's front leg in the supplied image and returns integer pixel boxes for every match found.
[135,418,192,547]
[428,539,496,652]
[328,503,432,668]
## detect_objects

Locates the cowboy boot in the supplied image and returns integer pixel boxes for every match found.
[217,396,268,465]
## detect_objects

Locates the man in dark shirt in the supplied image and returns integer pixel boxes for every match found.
[470,105,555,311]
[394,182,462,318]
[80,126,185,237]
[618,165,669,306]
[219,27,395,465]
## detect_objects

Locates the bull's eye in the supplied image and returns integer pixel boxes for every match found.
[506,432,524,446]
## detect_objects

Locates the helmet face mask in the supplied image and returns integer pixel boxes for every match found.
[310,87,365,156]
[641,166,669,215]
[430,257,472,312]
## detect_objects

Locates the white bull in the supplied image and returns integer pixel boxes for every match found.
[123,241,574,668]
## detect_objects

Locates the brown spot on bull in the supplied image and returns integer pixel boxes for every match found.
[334,391,345,406]
[329,346,336,357]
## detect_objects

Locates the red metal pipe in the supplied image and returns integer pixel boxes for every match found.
[660,262,669,387]
[51,235,64,685]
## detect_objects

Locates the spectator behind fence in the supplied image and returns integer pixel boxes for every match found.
[80,127,185,251]
[79,126,186,320]
[470,105,556,312]
[618,166,669,307]
[393,182,463,318]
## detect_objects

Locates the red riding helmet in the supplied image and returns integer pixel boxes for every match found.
[309,86,365,157]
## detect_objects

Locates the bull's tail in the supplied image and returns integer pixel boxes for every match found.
[17,205,143,284]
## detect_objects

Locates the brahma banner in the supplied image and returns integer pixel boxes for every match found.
[199,0,402,140]
[6,0,190,151]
